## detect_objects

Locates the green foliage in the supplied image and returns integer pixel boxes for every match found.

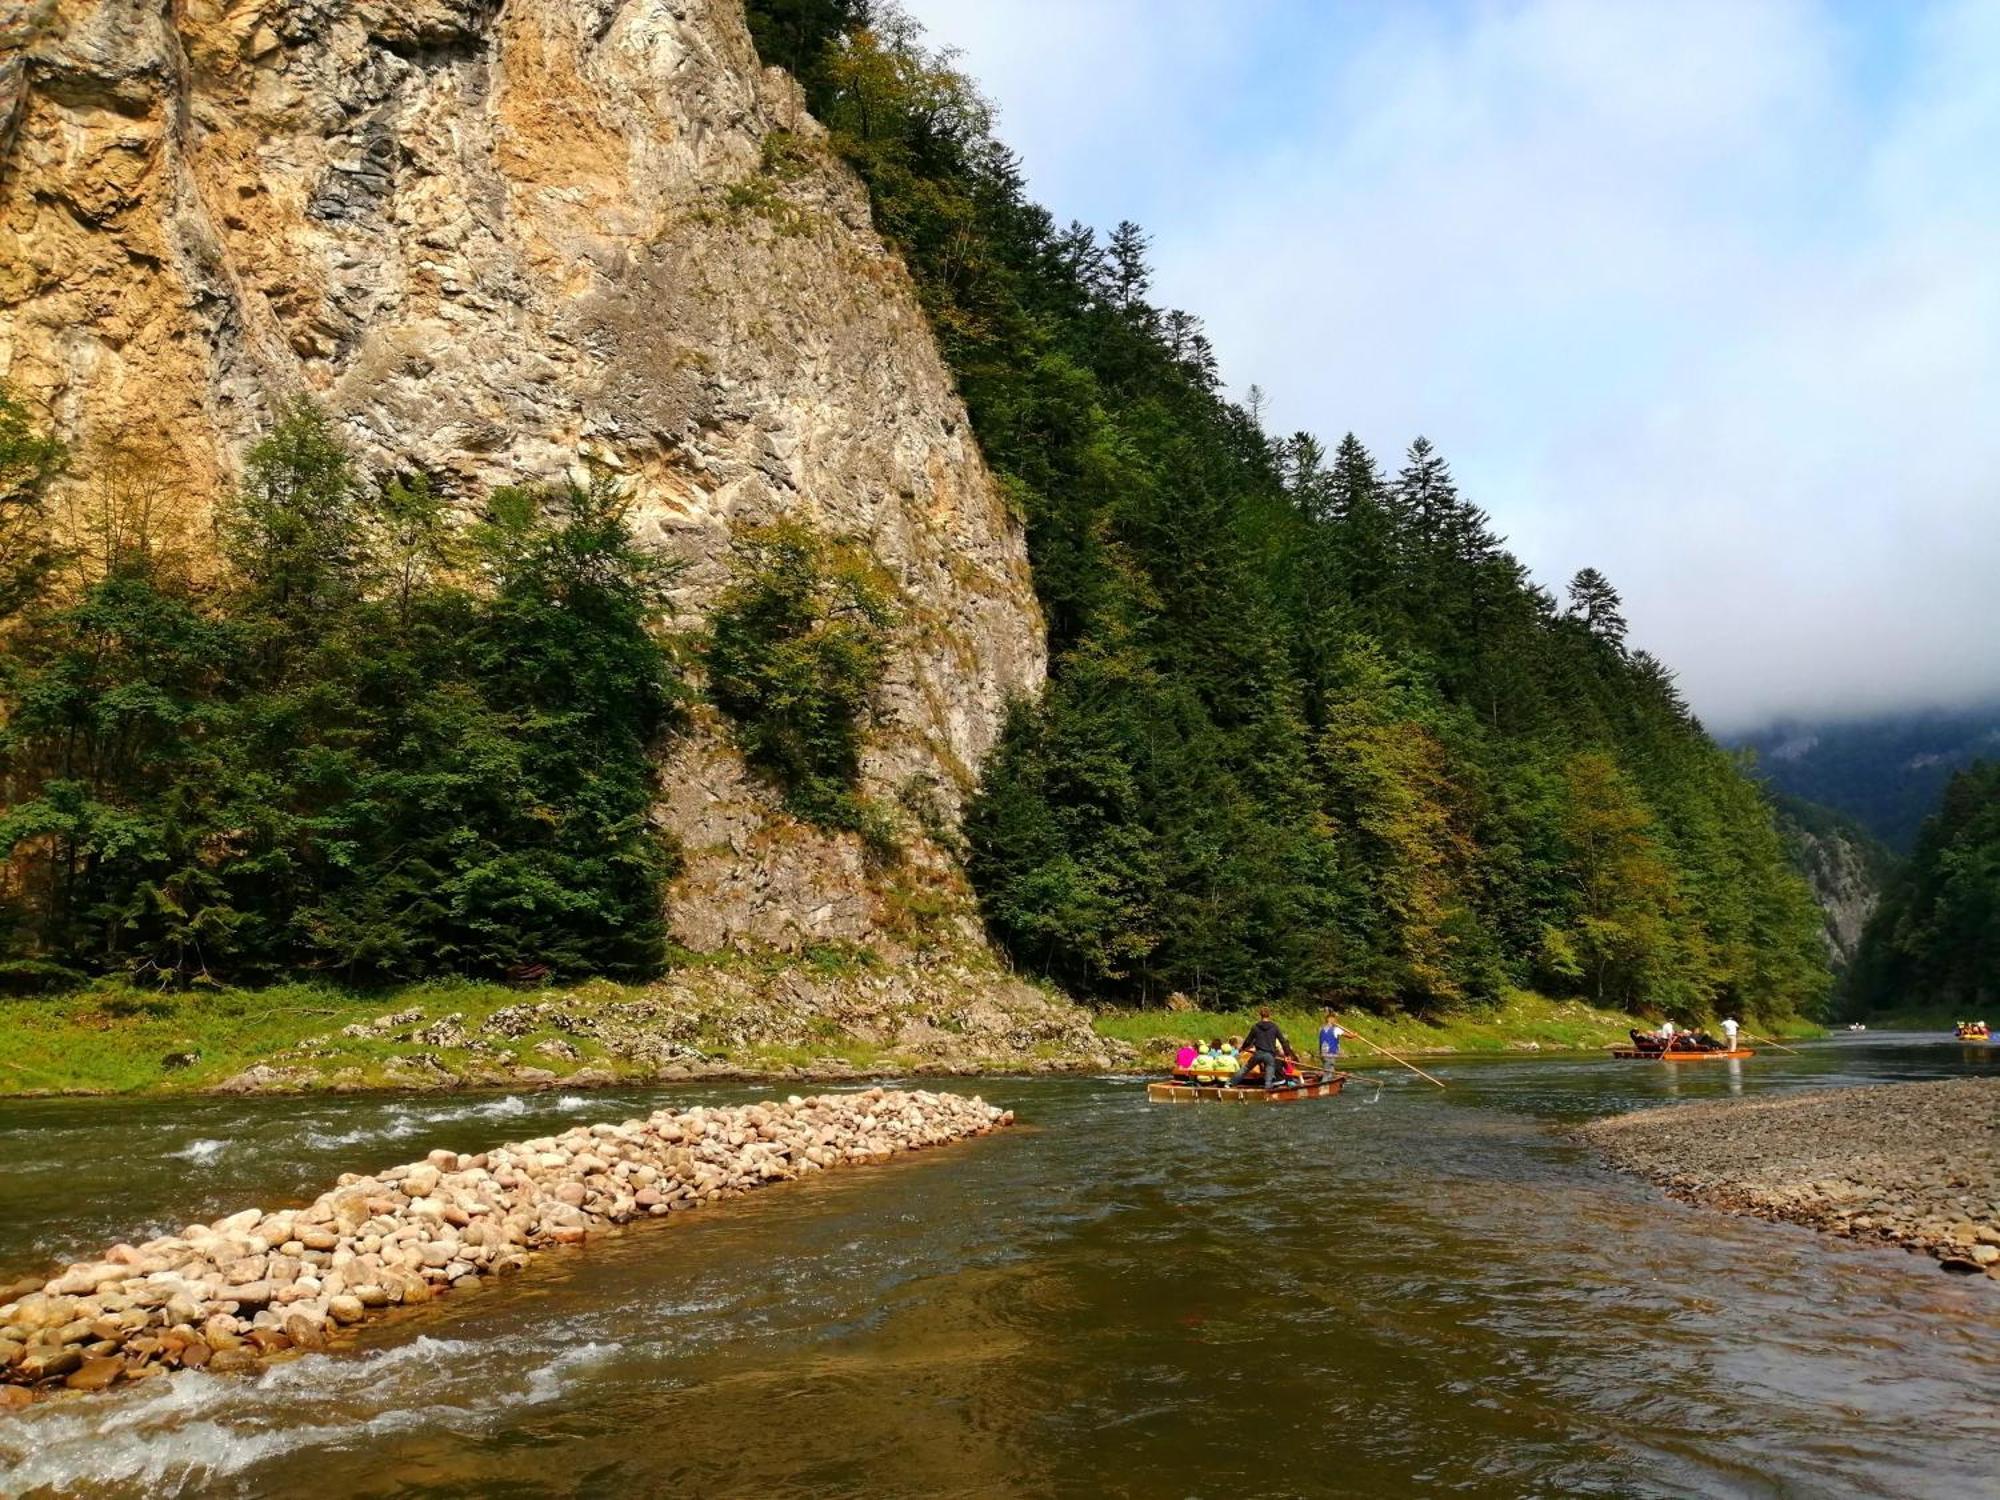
[0,400,681,985]
[753,3,1828,1022]
[705,521,895,830]
[1847,760,2000,1015]
[0,382,65,621]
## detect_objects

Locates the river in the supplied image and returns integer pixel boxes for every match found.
[2,1035,1996,1498]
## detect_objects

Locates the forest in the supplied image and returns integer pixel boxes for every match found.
[0,398,679,989]
[1846,761,2000,1016]
[745,0,1827,1020]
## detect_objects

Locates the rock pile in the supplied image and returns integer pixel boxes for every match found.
[1579,1077,1998,1281]
[0,1089,1011,1403]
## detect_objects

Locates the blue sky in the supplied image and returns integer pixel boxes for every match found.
[897,0,2000,730]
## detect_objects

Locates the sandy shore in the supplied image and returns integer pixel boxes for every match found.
[1578,1077,2000,1281]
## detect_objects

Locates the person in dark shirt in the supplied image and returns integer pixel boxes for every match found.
[1230,1008,1296,1089]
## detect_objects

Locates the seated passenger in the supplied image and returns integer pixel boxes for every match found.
[1173,1041,1199,1079]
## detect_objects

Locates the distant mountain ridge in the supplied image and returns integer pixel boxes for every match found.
[1733,704,2000,851]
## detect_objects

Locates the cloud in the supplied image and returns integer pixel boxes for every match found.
[897,0,2000,730]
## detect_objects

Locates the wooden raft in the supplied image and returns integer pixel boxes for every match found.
[1608,1047,1755,1061]
[1146,1072,1350,1104]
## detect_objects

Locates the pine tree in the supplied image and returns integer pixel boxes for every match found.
[1566,567,1629,650]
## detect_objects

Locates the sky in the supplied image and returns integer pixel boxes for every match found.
[895,0,2000,732]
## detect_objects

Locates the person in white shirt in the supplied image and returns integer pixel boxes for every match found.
[1721,1017,1740,1050]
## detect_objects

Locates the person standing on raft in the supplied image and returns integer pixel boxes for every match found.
[1721,1016,1740,1051]
[1318,1011,1347,1072]
[1231,1008,1298,1089]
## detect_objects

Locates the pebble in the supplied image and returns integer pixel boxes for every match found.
[0,1089,1011,1400]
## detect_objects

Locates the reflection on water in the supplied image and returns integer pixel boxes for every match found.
[1,1037,1996,1498]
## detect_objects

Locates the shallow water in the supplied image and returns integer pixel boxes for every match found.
[2,1036,1997,1498]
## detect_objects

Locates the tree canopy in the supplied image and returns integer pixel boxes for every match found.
[750,1,1828,1020]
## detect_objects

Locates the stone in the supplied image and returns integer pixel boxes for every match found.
[20,1346,83,1382]
[64,1356,124,1391]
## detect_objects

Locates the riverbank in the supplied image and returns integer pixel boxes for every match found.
[1093,990,1811,1069]
[1,971,1828,1098]
[1579,1077,2000,1281]
[0,1088,1011,1403]
[0,957,1117,1098]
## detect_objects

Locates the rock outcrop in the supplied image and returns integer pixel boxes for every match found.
[1774,800,1890,970]
[0,0,1043,951]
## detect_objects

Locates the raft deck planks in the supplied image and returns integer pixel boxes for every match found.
[1146,1073,1350,1103]
[1608,1048,1756,1061]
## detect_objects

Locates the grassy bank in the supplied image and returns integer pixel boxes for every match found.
[0,957,1108,1097]
[0,981,627,1096]
[1092,990,1823,1068]
[0,972,1830,1098]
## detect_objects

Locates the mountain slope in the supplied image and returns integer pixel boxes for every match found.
[1847,761,2000,1016]
[0,0,1041,953]
[1771,795,1895,972]
[1734,705,2000,851]
[749,4,1829,1021]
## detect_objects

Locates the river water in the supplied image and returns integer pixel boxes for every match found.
[2,1035,1996,1498]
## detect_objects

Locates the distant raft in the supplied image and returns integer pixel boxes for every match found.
[1609,1047,1755,1061]
[1955,1023,1990,1042]
[1146,1072,1350,1103]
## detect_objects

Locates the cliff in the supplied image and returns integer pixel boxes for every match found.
[0,0,1043,953]
[1773,796,1891,971]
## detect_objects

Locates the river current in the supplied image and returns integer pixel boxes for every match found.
[1,1035,1995,1498]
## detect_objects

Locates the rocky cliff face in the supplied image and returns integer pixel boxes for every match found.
[0,0,1044,952]
[1778,810,1886,971]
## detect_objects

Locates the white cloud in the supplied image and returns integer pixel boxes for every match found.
[899,0,2000,729]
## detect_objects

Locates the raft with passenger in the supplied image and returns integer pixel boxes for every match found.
[1611,1027,1753,1061]
[1955,1022,1990,1042]
[1147,1071,1351,1104]
[1609,1046,1755,1061]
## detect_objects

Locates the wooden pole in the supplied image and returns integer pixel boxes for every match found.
[1335,1026,1447,1089]
[1744,1029,1803,1056]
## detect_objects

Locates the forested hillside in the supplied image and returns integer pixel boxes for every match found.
[1846,762,2000,1016]
[1735,705,2000,851]
[746,2,1826,1020]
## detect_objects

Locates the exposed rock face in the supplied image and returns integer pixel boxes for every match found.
[0,0,1043,951]
[1778,811,1887,971]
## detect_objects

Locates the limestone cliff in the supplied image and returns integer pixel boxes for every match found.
[1773,797,1891,972]
[0,0,1044,953]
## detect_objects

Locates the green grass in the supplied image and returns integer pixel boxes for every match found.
[0,971,1833,1097]
[0,980,552,1096]
[1091,989,1821,1067]
[0,962,986,1096]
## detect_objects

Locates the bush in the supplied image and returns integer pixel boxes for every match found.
[705,521,895,830]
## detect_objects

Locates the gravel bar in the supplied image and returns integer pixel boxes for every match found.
[1578,1077,1999,1281]
[0,1088,1011,1404]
